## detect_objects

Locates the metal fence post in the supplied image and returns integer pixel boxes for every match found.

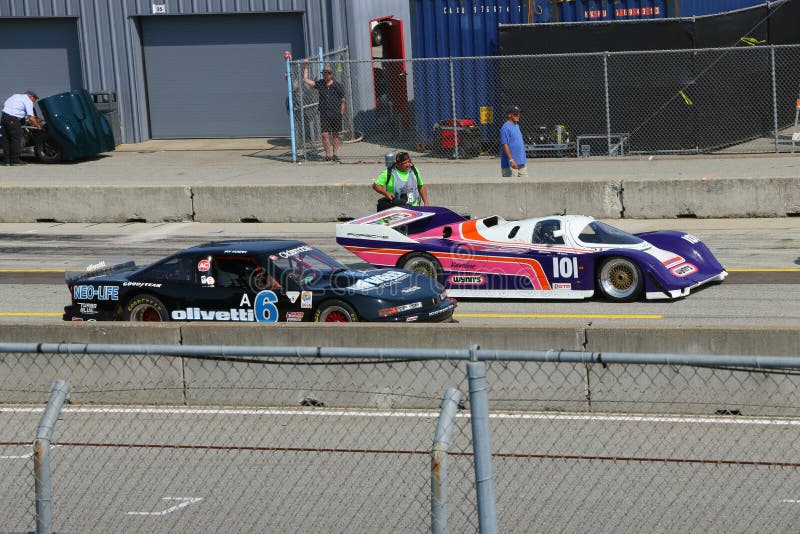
[467,345,497,534]
[771,45,779,153]
[432,387,462,534]
[34,380,70,534]
[604,52,612,157]
[285,52,297,163]
[450,57,459,159]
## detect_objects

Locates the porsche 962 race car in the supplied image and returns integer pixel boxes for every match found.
[336,207,727,301]
[63,240,455,323]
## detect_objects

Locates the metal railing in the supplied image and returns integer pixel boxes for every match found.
[288,44,800,163]
[3,342,800,532]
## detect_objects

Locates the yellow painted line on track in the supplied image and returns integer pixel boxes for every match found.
[0,312,62,317]
[455,313,663,320]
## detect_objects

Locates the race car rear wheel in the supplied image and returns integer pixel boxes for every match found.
[34,135,63,164]
[314,300,359,323]
[124,294,168,322]
[596,257,643,302]
[398,252,444,285]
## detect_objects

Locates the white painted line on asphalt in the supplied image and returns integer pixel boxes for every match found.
[782,499,800,503]
[127,497,202,516]
[4,406,799,426]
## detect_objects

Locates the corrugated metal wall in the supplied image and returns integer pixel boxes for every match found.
[0,0,350,143]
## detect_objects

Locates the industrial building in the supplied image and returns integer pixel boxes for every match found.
[0,0,768,145]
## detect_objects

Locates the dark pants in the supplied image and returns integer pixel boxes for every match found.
[1,113,23,164]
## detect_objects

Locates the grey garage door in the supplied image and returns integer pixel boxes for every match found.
[0,19,83,102]
[141,14,305,138]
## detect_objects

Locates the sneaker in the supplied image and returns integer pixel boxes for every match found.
[323,156,331,161]
[332,155,340,162]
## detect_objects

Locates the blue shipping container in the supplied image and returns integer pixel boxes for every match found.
[557,0,665,21]
[670,0,766,17]
[410,1,550,145]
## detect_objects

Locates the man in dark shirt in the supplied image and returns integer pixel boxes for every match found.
[303,61,346,162]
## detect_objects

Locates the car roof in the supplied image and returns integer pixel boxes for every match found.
[184,239,308,255]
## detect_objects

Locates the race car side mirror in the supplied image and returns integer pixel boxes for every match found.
[553,229,565,238]
[442,226,453,239]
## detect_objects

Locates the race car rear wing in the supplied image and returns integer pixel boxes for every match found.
[65,256,136,284]
[337,206,469,244]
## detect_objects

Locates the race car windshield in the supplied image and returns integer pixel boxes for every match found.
[577,221,644,245]
[269,246,344,286]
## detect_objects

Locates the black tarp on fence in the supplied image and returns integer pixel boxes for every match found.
[499,0,800,152]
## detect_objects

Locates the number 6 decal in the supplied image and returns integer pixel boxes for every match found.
[254,290,279,322]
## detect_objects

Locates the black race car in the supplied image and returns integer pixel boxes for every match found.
[63,240,456,323]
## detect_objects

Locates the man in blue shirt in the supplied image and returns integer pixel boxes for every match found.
[1,90,41,166]
[500,104,527,178]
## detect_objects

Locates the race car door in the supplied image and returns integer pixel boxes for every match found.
[199,254,293,322]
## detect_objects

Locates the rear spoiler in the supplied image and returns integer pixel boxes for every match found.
[65,257,136,284]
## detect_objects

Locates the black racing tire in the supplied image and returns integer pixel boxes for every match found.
[34,135,63,164]
[314,300,359,323]
[596,257,643,302]
[123,294,169,322]
[398,252,444,285]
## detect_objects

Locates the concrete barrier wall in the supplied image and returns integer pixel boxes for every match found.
[623,177,800,218]
[0,186,194,223]
[2,178,798,222]
[0,323,797,408]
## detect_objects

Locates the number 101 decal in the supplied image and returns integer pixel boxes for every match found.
[552,257,579,279]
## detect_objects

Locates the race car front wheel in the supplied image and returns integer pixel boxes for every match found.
[398,252,444,285]
[596,257,643,302]
[124,294,168,322]
[314,300,359,322]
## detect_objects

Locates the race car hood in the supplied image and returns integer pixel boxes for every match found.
[318,268,442,299]
[37,89,116,161]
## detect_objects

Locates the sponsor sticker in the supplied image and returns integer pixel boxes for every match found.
[681,234,700,244]
[448,274,486,286]
[171,307,256,322]
[402,285,421,294]
[286,311,305,322]
[670,263,698,277]
[278,245,312,259]
[300,291,313,309]
[198,259,211,272]
[201,275,215,285]
[406,315,418,322]
[122,281,162,288]
[73,285,119,301]
[349,271,410,291]
[85,261,106,272]
[286,291,300,303]
[397,302,423,313]
[79,302,98,315]
[553,283,572,290]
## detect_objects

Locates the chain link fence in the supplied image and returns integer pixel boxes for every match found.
[3,344,800,532]
[288,44,800,162]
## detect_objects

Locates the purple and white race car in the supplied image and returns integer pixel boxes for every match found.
[336,206,727,301]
